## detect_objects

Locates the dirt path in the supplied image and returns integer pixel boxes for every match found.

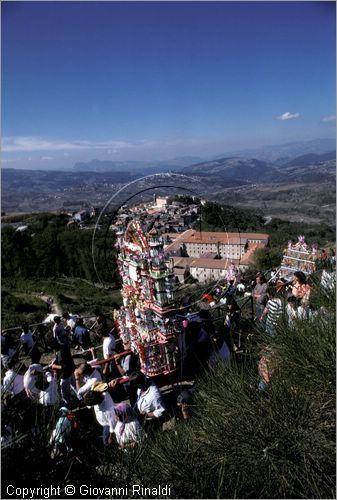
[39,294,62,316]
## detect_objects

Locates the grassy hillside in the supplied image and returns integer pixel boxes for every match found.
[2,284,335,498]
[1,277,122,330]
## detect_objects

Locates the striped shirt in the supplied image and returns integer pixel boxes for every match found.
[265,298,283,327]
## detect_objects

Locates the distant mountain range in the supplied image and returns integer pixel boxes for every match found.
[71,139,336,180]
[72,156,202,173]
[281,150,336,168]
[182,150,336,186]
[273,151,336,184]
[69,139,336,193]
[2,143,335,222]
[182,157,273,183]
[216,138,336,164]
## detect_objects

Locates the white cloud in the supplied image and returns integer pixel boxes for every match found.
[2,136,133,153]
[3,136,200,154]
[277,112,301,121]
[2,158,16,164]
[2,136,210,163]
[321,115,336,122]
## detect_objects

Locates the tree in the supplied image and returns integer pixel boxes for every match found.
[253,246,282,272]
[1,227,37,277]
[31,226,59,277]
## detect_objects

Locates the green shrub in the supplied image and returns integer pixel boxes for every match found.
[125,289,336,498]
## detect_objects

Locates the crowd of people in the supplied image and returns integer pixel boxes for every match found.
[1,262,335,458]
[254,269,334,391]
[1,310,175,456]
[182,266,334,392]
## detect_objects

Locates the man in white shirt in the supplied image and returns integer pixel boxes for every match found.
[2,360,25,397]
[100,330,116,379]
[103,332,116,359]
[136,383,165,418]
[62,312,77,332]
[74,361,102,399]
[20,323,41,363]
[115,341,139,377]
[129,371,165,434]
[83,382,117,445]
[23,364,59,406]
[38,370,59,406]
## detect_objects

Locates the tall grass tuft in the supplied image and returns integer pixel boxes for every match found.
[127,289,336,498]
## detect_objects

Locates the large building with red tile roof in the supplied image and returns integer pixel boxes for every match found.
[166,230,269,283]
[165,229,269,259]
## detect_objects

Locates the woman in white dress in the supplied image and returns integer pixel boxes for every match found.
[113,402,143,449]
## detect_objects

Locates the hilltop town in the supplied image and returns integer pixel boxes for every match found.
[111,195,268,284]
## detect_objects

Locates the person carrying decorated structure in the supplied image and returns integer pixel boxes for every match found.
[129,371,165,434]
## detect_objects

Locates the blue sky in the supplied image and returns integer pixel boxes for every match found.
[2,1,336,169]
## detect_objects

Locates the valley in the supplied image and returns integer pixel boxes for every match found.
[2,144,336,225]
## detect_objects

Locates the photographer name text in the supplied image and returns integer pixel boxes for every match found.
[6,483,172,499]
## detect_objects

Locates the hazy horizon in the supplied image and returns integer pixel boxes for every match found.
[1,136,336,172]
